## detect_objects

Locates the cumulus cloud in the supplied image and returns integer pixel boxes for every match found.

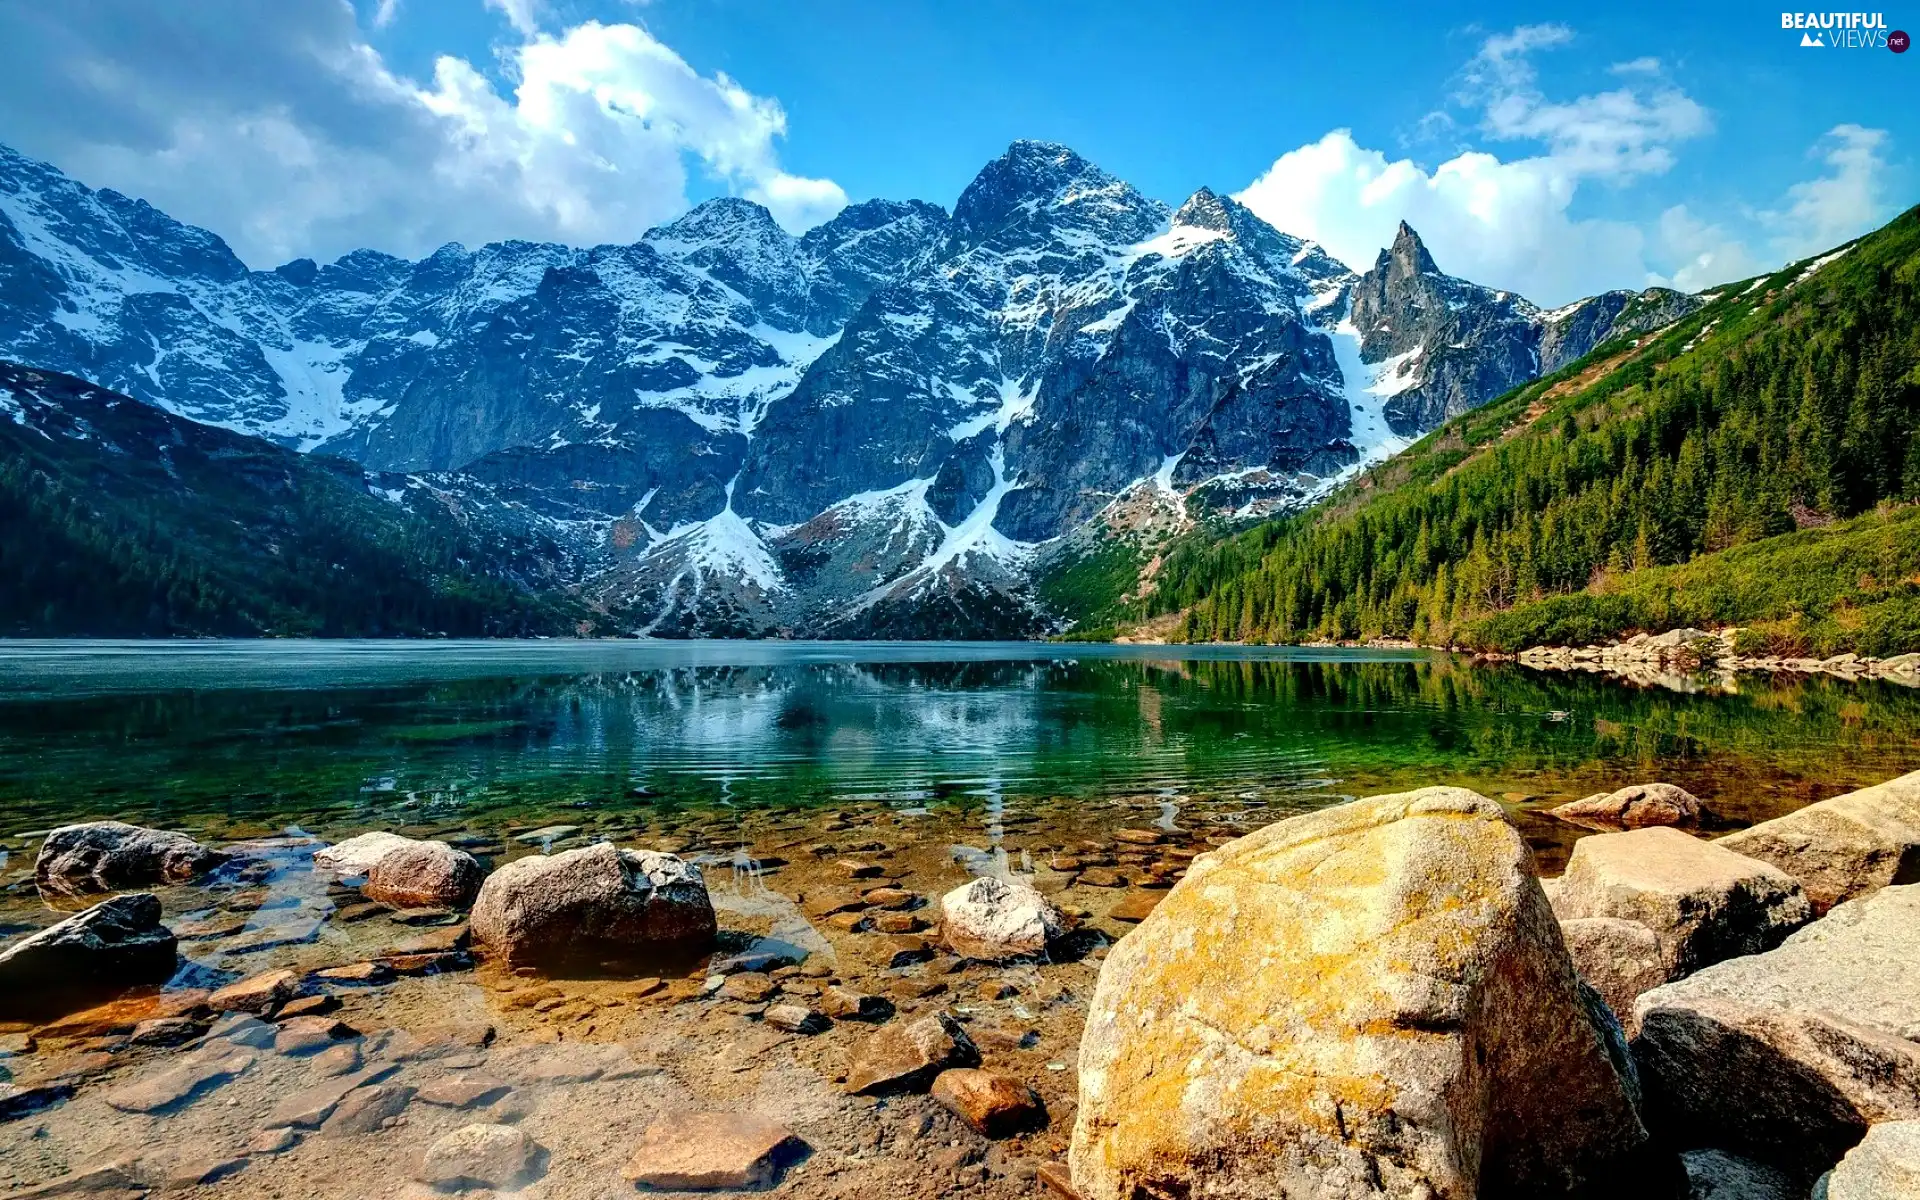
[0,0,844,266]
[1236,25,1890,304]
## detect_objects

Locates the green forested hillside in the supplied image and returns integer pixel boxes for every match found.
[0,363,586,637]
[1139,206,1920,653]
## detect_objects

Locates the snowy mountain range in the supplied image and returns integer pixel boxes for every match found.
[0,139,1698,637]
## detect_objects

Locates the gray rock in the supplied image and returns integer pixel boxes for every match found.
[0,893,177,1016]
[1825,1120,1920,1199]
[940,875,1070,962]
[313,831,415,875]
[1718,769,1920,912]
[1550,827,1811,982]
[1681,1148,1802,1200]
[364,840,483,909]
[419,1123,543,1191]
[470,842,715,970]
[1633,883,1920,1174]
[33,821,223,894]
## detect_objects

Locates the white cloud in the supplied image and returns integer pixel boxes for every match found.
[0,1,844,266]
[1237,25,1890,304]
[1772,124,1889,251]
[1660,123,1892,290]
[1236,130,1649,304]
[372,0,400,29]
[485,0,544,37]
[415,20,846,239]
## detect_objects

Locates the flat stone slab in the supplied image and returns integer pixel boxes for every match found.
[622,1111,806,1190]
[105,1046,255,1113]
[261,1062,399,1129]
[319,1082,414,1136]
[417,1074,513,1110]
[843,1012,979,1095]
[512,825,582,844]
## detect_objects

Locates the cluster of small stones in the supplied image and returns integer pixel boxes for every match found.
[0,798,1249,1198]
[1512,627,1920,689]
[8,769,1917,1199]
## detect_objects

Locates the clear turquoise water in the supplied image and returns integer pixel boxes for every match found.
[1,640,1916,870]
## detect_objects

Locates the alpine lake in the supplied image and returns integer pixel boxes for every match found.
[1,640,1917,1198]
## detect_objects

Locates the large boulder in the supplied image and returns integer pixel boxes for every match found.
[1071,788,1650,1200]
[1822,1120,1920,1199]
[0,893,177,1016]
[34,822,224,895]
[470,843,715,971]
[1558,917,1669,1036]
[1549,828,1810,996]
[939,875,1070,961]
[364,840,483,909]
[1550,783,1709,830]
[1632,884,1920,1176]
[1717,770,1920,912]
[313,831,415,876]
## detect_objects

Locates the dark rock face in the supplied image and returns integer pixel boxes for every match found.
[0,140,1700,638]
[0,893,178,1016]
[1346,222,1703,436]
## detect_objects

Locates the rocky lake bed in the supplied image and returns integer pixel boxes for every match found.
[1,767,1918,1199]
[4,644,1920,1197]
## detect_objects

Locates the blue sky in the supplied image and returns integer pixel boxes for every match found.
[0,1,1911,303]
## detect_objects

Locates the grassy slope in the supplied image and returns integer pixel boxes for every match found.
[1123,204,1920,653]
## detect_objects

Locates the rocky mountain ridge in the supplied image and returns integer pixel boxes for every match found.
[0,139,1692,636]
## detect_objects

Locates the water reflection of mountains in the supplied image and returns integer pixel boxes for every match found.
[3,653,1918,833]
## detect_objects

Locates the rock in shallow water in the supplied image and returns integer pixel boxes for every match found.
[844,1012,980,1096]
[1633,882,1920,1176]
[419,1123,543,1191]
[470,843,716,970]
[1071,787,1651,1200]
[365,840,484,909]
[0,893,177,1017]
[314,831,416,876]
[33,821,225,895]
[621,1111,805,1190]
[1550,783,1710,830]
[940,875,1070,961]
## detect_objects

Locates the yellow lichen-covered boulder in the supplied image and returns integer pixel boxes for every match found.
[1070,788,1650,1200]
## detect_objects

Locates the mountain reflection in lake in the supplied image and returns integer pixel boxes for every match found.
[2,641,1918,869]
